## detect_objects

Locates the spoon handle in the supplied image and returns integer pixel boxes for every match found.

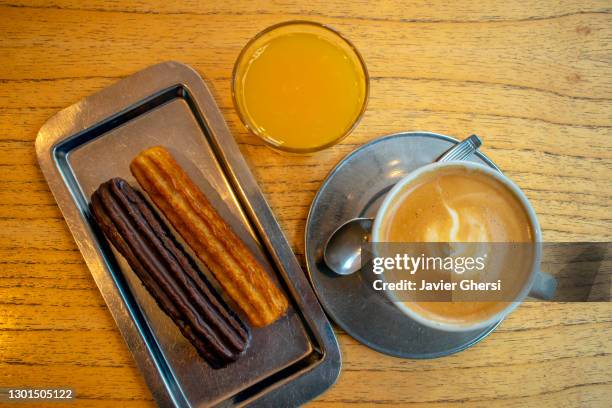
[437,134,482,162]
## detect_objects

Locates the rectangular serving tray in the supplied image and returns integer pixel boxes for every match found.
[35,61,340,407]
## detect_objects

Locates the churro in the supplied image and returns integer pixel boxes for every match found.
[90,178,250,368]
[130,146,289,327]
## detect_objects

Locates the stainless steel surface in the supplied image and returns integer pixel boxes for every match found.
[35,61,340,407]
[322,134,484,276]
[437,134,482,162]
[323,217,373,275]
[305,132,501,358]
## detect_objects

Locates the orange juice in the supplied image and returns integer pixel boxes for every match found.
[233,22,368,152]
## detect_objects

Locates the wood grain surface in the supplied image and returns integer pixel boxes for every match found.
[0,1,611,407]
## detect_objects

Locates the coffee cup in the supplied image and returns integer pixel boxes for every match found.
[371,161,556,332]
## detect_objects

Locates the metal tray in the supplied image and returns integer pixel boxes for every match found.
[35,61,340,407]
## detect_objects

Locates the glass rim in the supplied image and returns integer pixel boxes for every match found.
[231,20,370,154]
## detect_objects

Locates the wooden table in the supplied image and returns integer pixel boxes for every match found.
[1,1,610,406]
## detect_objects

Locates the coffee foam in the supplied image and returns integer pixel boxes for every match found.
[378,166,535,325]
[380,167,533,244]
[422,180,491,243]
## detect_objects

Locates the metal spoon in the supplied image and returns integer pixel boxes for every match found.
[323,134,482,275]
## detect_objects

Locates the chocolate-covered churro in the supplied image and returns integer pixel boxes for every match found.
[90,178,250,368]
[130,146,289,327]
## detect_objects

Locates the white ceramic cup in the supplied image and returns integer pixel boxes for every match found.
[371,161,556,332]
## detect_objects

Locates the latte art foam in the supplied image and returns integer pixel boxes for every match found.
[381,167,533,244]
[423,182,491,242]
[378,165,536,325]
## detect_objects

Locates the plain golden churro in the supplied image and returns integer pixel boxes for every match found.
[130,146,289,327]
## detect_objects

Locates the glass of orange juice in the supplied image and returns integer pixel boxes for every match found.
[232,21,369,153]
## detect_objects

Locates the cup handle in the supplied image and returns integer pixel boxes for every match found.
[528,272,557,300]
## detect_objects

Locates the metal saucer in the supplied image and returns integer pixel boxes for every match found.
[305,131,502,358]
